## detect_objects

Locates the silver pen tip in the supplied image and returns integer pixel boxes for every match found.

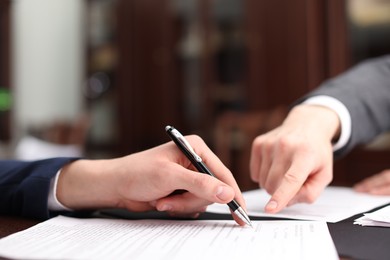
[235,207,253,228]
[248,221,254,229]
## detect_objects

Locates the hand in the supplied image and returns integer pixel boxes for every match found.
[57,135,247,225]
[354,169,390,195]
[249,105,340,213]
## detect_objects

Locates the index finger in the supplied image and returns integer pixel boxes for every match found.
[264,161,311,213]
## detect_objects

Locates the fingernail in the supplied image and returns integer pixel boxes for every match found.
[216,186,231,201]
[265,200,278,212]
[159,204,173,211]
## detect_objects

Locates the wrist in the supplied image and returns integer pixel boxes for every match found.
[56,159,118,210]
[286,105,341,143]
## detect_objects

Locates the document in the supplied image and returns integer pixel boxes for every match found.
[0,216,337,260]
[354,205,390,227]
[207,186,390,223]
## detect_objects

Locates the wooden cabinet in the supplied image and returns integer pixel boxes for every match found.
[243,0,350,111]
[87,0,390,190]
[115,0,182,154]
[97,0,352,187]
[111,0,350,155]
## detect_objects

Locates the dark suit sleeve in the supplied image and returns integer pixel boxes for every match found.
[0,158,78,220]
[301,55,390,157]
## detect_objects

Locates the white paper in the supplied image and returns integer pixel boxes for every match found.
[0,216,337,260]
[207,186,390,223]
[354,205,390,227]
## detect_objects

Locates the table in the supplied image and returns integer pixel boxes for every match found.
[1,209,390,260]
[0,216,39,238]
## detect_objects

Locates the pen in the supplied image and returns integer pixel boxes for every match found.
[165,125,253,228]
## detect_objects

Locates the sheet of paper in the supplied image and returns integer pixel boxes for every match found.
[207,186,390,223]
[354,205,390,227]
[0,216,337,260]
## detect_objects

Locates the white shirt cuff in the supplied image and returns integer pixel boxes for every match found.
[302,95,352,151]
[48,169,73,211]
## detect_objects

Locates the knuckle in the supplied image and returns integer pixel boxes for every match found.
[277,136,294,151]
[284,171,303,185]
[253,136,270,153]
[253,136,264,147]
[278,136,311,156]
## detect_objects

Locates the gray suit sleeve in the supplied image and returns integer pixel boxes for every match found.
[303,55,390,157]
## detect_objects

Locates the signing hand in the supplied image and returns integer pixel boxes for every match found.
[57,135,247,225]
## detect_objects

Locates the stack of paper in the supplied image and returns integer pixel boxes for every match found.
[207,186,390,223]
[354,205,390,227]
[0,216,338,260]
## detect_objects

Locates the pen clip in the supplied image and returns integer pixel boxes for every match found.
[170,128,202,162]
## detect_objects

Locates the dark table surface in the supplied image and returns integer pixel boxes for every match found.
[0,216,39,238]
[1,206,390,260]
